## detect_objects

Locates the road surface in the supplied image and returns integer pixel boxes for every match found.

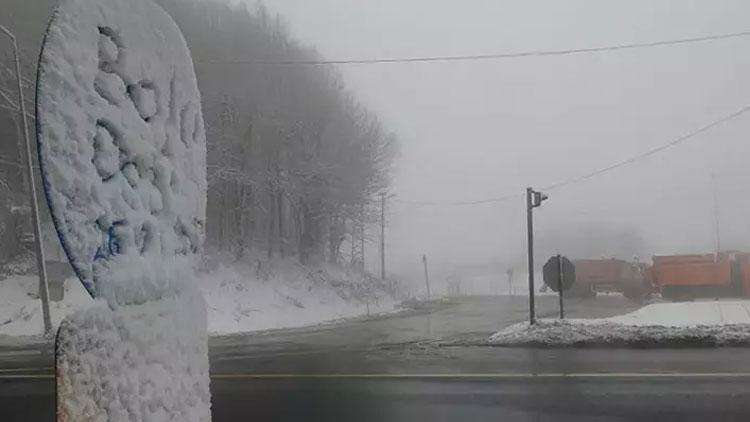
[4,295,750,421]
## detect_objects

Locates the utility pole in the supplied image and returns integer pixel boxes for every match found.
[526,187,548,325]
[526,188,535,325]
[380,192,386,280]
[422,254,431,300]
[0,25,51,334]
[711,172,722,256]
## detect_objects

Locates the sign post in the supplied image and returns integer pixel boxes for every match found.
[543,255,575,320]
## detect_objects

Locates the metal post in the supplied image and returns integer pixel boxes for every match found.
[380,192,385,280]
[557,254,565,319]
[422,254,431,300]
[526,187,535,325]
[0,25,52,334]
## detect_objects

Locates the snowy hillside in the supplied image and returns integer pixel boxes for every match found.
[0,257,401,338]
[200,258,400,334]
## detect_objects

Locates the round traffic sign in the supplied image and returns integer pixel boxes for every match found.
[543,255,575,292]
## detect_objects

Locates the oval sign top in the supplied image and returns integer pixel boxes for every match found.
[36,0,206,300]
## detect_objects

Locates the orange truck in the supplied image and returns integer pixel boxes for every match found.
[571,258,652,299]
[650,252,750,300]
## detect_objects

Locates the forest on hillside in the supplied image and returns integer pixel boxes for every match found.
[0,0,396,268]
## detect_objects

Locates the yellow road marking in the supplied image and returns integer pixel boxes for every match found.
[4,372,750,381]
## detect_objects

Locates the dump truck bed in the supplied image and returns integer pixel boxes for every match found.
[651,252,750,299]
[651,254,731,287]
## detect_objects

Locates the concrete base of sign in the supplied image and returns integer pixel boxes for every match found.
[55,289,211,422]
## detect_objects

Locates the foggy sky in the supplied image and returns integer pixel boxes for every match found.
[257,0,750,279]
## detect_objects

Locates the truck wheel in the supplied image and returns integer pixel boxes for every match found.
[622,287,642,301]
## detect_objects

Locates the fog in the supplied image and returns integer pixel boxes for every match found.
[256,1,750,282]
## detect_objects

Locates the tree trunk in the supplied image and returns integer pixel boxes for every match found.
[328,215,344,264]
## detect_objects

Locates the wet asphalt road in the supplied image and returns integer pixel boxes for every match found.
[4,295,750,421]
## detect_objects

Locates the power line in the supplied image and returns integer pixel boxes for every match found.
[394,193,522,206]
[394,103,750,207]
[540,103,750,192]
[198,30,750,66]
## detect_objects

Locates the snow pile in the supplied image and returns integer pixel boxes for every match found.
[490,300,750,347]
[37,0,206,300]
[201,258,399,334]
[605,300,750,326]
[56,277,210,422]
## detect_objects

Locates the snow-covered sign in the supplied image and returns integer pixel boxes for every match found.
[36,0,206,303]
[36,0,211,420]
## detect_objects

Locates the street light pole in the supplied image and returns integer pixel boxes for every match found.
[526,187,548,326]
[526,188,535,325]
[0,24,52,334]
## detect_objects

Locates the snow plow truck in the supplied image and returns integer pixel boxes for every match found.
[650,252,750,300]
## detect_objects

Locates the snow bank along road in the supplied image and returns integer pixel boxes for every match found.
[4,296,750,421]
[491,300,750,347]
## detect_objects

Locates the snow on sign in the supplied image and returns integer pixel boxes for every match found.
[36,0,206,303]
[36,0,211,420]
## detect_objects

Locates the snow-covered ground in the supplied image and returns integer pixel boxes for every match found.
[490,300,750,347]
[0,258,400,339]
[0,275,90,338]
[199,258,399,334]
